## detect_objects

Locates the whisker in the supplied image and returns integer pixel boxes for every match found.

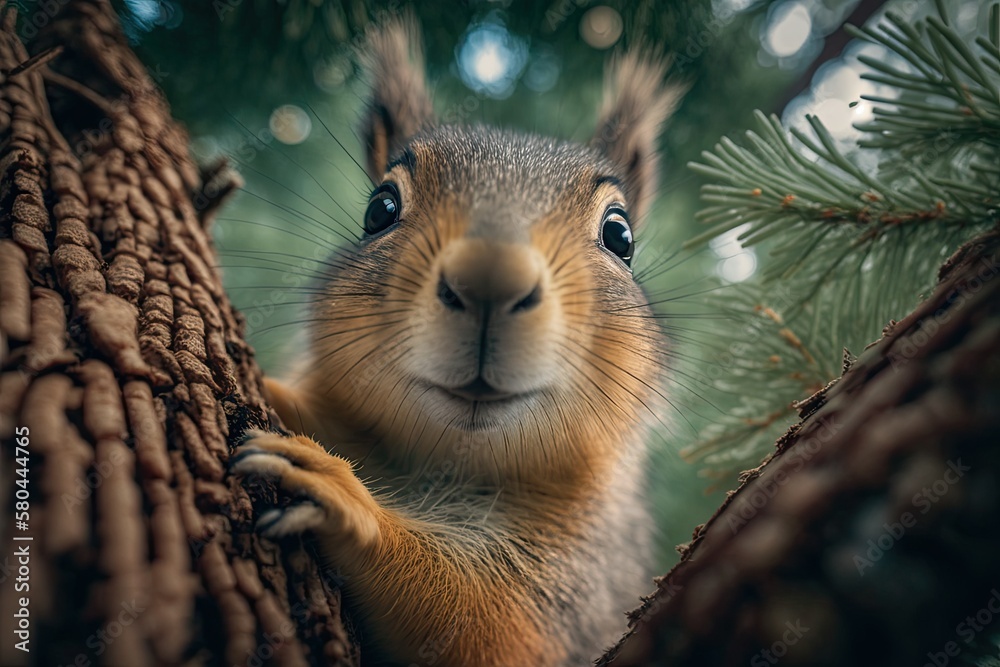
[227,113,362,230]
[217,217,336,249]
[307,102,376,188]
[237,188,357,247]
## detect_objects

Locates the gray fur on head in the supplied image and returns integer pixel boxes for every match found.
[361,19,684,223]
[361,14,435,181]
[591,51,685,224]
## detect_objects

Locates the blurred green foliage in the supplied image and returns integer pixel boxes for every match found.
[109,0,804,566]
[90,0,986,569]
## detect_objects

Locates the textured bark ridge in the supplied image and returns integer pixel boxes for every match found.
[600,229,1000,667]
[0,2,355,665]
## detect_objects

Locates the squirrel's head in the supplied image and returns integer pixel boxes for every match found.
[309,19,681,482]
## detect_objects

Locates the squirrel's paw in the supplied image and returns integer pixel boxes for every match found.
[231,430,380,547]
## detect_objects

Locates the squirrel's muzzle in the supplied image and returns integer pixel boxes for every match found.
[437,239,545,319]
[402,235,561,401]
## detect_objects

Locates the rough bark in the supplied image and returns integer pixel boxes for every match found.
[600,228,1000,666]
[0,2,355,665]
[2,2,999,667]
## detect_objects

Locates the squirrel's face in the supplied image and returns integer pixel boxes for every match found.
[307,22,680,480]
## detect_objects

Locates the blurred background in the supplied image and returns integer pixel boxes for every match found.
[110,0,989,568]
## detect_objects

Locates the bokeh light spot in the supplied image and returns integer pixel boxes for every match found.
[718,252,757,283]
[764,2,812,58]
[710,224,758,283]
[580,6,623,49]
[269,105,312,145]
[524,49,561,93]
[457,21,528,98]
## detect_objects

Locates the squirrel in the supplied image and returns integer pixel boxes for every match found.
[231,17,681,667]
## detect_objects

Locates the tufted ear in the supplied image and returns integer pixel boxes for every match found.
[361,16,435,182]
[591,52,685,224]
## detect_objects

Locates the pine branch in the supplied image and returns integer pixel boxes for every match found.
[850,7,1000,152]
[686,110,994,282]
[680,286,843,478]
[679,2,1000,478]
[686,3,999,275]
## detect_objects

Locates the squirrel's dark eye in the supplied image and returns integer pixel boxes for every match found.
[364,182,401,235]
[600,207,633,266]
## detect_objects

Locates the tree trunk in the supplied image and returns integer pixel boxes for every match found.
[0,2,356,665]
[2,2,999,667]
[599,228,1000,667]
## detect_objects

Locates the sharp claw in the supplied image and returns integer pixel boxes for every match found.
[228,448,261,468]
[256,508,285,534]
[256,502,325,538]
[230,451,295,479]
[237,428,268,445]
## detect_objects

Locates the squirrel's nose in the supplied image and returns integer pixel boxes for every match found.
[437,239,544,316]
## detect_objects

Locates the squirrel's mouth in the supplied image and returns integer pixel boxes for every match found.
[425,378,543,431]
[440,377,517,403]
